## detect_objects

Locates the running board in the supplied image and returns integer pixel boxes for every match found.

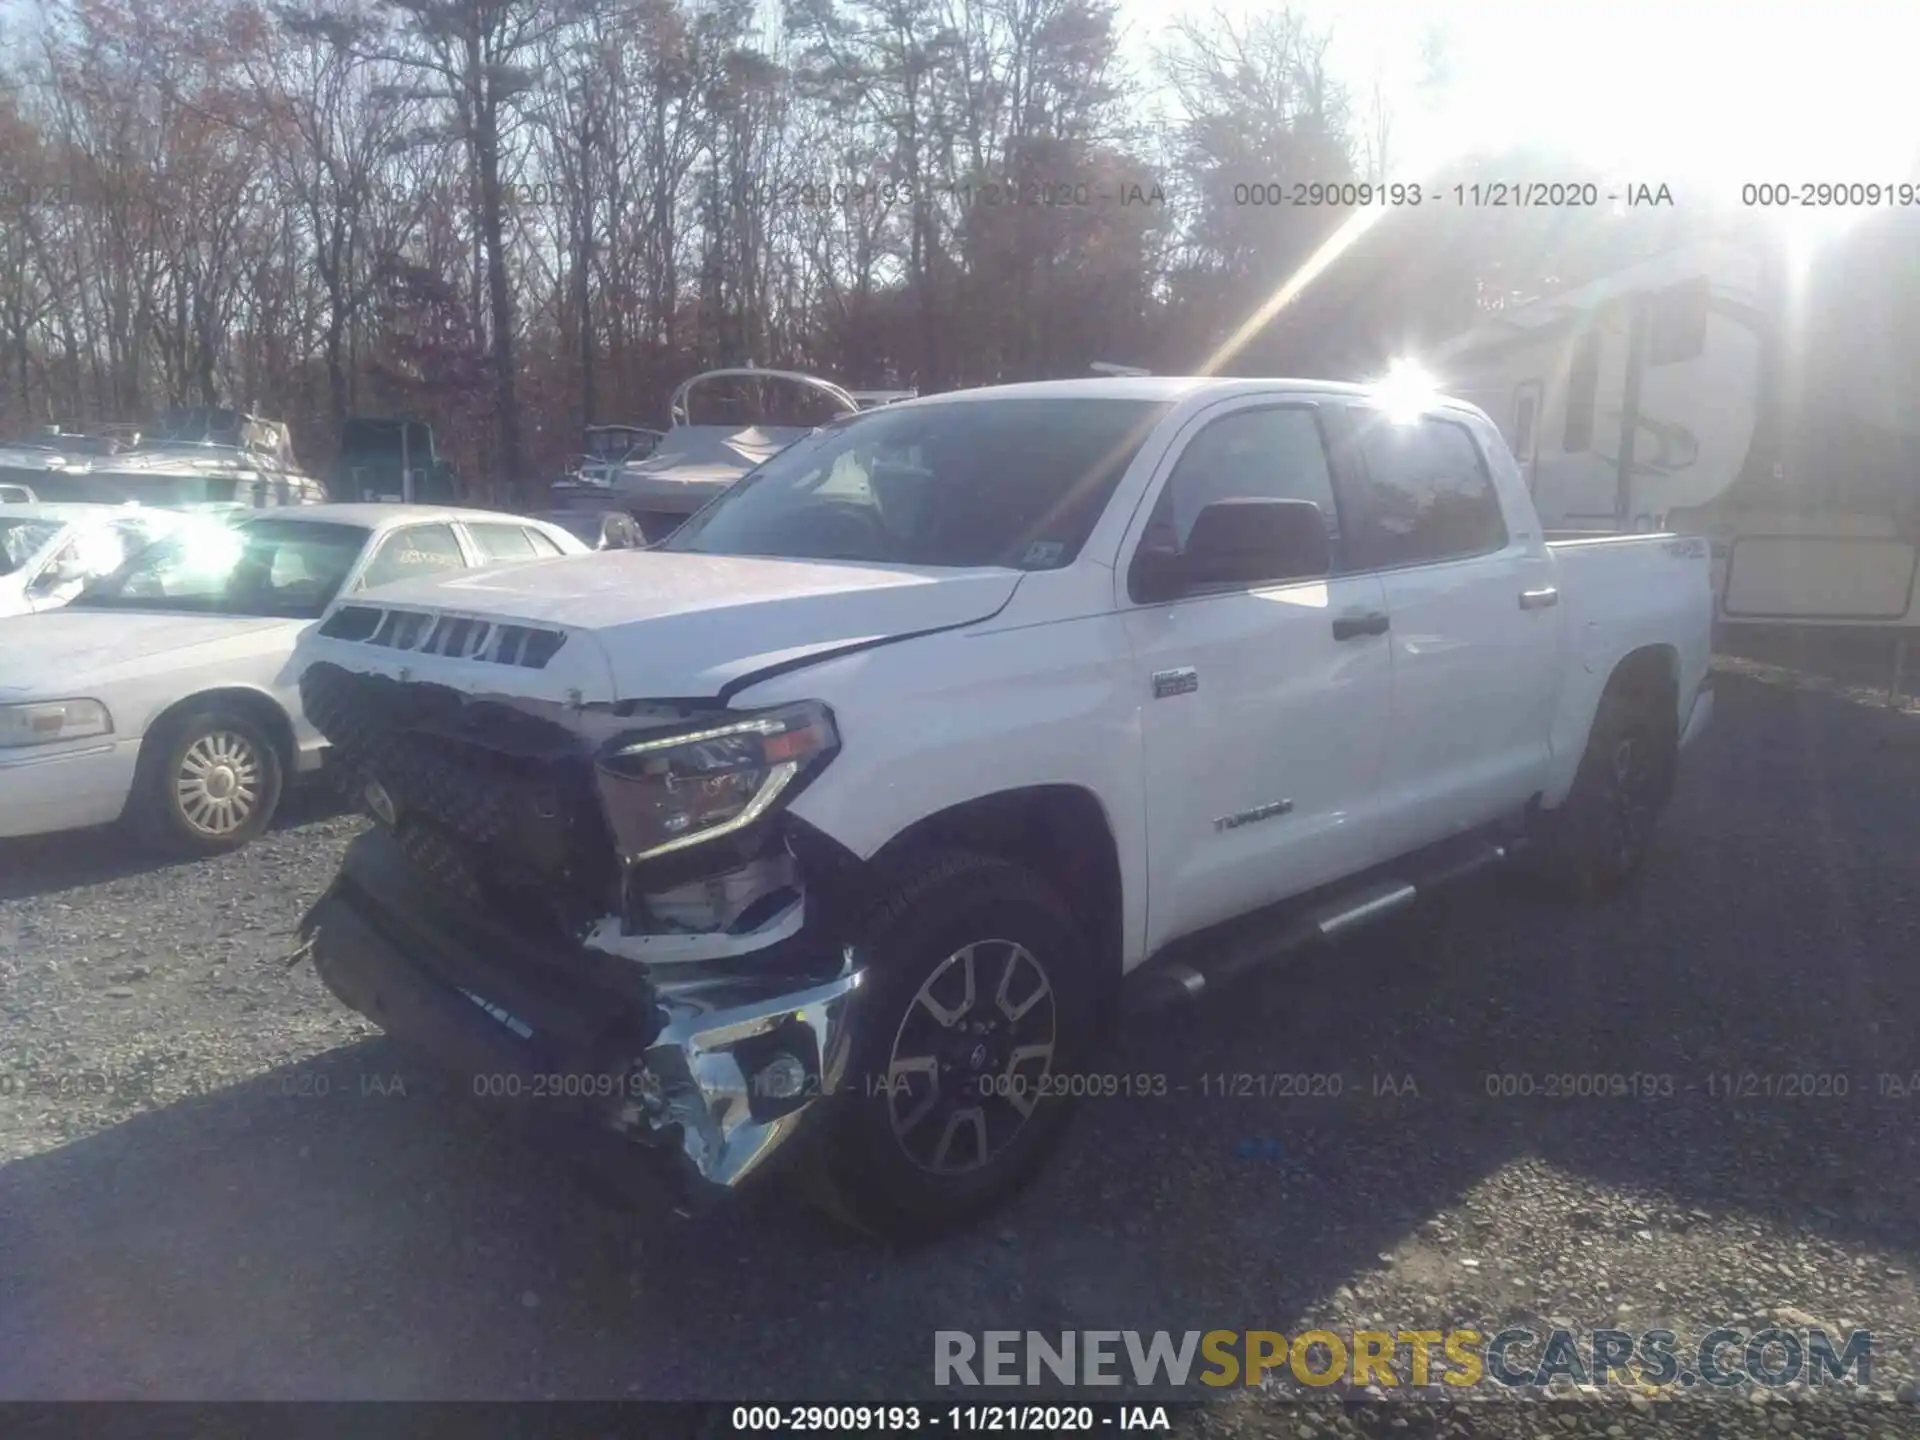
[1122,836,1518,1016]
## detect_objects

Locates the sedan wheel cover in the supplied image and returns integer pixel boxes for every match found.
[885,939,1057,1175]
[174,731,263,836]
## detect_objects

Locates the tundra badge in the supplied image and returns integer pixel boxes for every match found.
[1215,799,1295,832]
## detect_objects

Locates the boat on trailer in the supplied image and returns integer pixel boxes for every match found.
[606,368,861,540]
[0,408,324,509]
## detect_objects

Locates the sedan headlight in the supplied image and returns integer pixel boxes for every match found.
[0,698,114,748]
[593,701,838,862]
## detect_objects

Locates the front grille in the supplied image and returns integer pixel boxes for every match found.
[319,604,567,669]
[394,817,487,905]
[302,662,617,935]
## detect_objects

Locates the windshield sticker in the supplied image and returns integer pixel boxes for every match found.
[1022,540,1065,567]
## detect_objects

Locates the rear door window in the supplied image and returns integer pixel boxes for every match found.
[466,522,539,562]
[1346,412,1510,569]
[357,523,468,590]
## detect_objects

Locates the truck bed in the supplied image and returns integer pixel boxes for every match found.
[1541,528,1715,781]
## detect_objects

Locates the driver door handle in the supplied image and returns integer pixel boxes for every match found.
[1519,586,1560,610]
[1332,610,1390,641]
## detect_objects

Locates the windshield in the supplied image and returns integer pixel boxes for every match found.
[0,519,64,575]
[71,516,369,618]
[661,397,1170,568]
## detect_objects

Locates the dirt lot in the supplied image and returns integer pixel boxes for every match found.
[4,661,1920,1437]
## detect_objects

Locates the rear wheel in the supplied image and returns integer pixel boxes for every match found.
[802,850,1100,1239]
[131,707,286,857]
[1529,685,1676,901]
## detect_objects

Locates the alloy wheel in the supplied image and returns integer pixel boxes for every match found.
[884,939,1057,1175]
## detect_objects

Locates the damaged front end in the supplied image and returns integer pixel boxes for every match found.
[297,654,868,1200]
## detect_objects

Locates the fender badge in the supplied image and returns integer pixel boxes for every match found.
[1153,667,1199,699]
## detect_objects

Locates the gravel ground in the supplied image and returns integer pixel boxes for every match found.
[4,661,1920,1439]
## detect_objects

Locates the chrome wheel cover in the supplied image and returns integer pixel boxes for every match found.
[885,939,1057,1175]
[174,730,263,837]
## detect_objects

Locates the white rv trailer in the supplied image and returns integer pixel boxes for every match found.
[1433,207,1920,631]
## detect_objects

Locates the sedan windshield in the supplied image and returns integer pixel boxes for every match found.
[70,517,370,618]
[0,519,63,575]
[661,397,1171,569]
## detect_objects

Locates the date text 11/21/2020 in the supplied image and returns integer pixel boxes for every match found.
[698,180,1169,211]
[724,1404,1176,1433]
[856,1071,1421,1101]
[1226,181,1677,208]
[449,1068,1422,1104]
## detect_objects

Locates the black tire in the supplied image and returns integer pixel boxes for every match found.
[130,707,286,857]
[1528,685,1677,901]
[801,849,1100,1240]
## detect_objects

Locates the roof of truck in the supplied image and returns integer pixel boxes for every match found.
[897,376,1386,404]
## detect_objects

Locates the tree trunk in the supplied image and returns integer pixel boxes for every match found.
[575,180,595,430]
[474,86,525,500]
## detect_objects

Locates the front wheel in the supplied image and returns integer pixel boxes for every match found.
[131,708,286,857]
[802,850,1100,1239]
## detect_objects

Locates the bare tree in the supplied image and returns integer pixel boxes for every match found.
[1,0,1643,489]
[360,0,572,498]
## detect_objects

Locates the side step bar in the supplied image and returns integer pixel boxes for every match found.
[1122,836,1519,1016]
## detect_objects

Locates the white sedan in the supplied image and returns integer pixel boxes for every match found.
[0,503,188,617]
[0,504,589,854]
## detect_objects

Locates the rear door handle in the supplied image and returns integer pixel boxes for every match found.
[1519,587,1560,610]
[1332,611,1391,641]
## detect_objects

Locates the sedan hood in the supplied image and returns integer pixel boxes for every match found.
[0,609,299,696]
[312,549,1022,701]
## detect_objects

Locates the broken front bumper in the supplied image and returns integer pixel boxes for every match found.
[300,829,864,1203]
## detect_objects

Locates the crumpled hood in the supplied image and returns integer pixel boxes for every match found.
[312,549,1022,701]
[0,609,296,696]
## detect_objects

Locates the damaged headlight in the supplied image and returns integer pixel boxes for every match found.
[593,701,838,862]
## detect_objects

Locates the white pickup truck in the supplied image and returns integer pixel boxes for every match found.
[291,377,1714,1237]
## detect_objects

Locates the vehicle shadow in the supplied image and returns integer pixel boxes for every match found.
[0,779,355,904]
[2,672,1916,1399]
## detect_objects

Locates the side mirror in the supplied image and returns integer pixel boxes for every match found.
[1134,497,1331,601]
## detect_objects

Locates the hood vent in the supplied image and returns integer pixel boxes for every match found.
[319,604,567,670]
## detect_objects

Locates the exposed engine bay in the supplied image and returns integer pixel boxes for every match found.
[298,658,867,1193]
[299,660,833,962]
